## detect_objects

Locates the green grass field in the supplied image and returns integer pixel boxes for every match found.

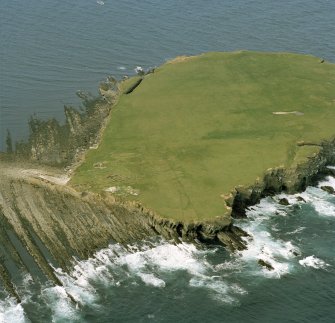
[71,51,335,222]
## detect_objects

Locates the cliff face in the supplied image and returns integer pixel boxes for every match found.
[226,140,335,217]
[1,139,334,302]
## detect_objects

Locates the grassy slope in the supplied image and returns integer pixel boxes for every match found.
[71,51,335,222]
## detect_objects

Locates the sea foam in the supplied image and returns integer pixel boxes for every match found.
[299,256,329,269]
[0,298,26,323]
[236,198,300,278]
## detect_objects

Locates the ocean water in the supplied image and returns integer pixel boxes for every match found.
[1,0,335,322]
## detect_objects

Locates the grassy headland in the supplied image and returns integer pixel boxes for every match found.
[71,51,335,222]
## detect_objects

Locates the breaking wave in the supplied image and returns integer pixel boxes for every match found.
[0,298,26,323]
[299,256,329,269]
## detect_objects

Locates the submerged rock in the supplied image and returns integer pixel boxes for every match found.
[258,259,274,271]
[296,196,306,203]
[217,229,248,251]
[278,198,290,206]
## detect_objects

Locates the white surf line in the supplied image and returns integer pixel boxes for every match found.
[296,186,335,217]
[238,176,335,275]
[51,239,247,305]
[42,285,79,322]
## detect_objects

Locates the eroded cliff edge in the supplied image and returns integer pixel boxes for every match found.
[228,140,335,217]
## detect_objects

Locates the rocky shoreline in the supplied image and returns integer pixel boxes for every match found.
[1,63,335,302]
[227,139,335,217]
[1,133,334,301]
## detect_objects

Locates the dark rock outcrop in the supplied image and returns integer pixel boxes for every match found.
[320,185,335,194]
[278,198,290,206]
[14,80,118,167]
[296,196,306,203]
[258,259,274,271]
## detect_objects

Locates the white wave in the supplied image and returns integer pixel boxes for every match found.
[52,244,124,304]
[50,240,211,307]
[239,234,292,278]
[49,238,251,307]
[138,273,165,288]
[213,260,243,273]
[271,224,280,232]
[299,256,329,269]
[117,242,206,275]
[0,297,26,323]
[286,226,306,235]
[298,186,335,217]
[275,193,300,206]
[96,0,104,5]
[265,178,335,218]
[189,276,235,303]
[311,199,335,216]
[117,66,126,70]
[230,283,248,295]
[41,286,78,322]
[134,66,144,74]
[53,267,98,305]
[237,197,301,278]
[318,175,335,191]
[246,197,282,218]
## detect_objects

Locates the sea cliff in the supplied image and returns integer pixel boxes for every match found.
[1,51,335,302]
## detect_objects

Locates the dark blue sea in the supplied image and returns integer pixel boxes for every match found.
[0,1,335,322]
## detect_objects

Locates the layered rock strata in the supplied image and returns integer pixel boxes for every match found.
[0,163,246,302]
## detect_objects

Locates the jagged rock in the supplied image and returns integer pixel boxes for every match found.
[15,87,116,166]
[320,186,335,194]
[230,225,250,237]
[278,198,290,206]
[323,167,335,177]
[217,230,247,251]
[296,196,306,203]
[258,259,274,270]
